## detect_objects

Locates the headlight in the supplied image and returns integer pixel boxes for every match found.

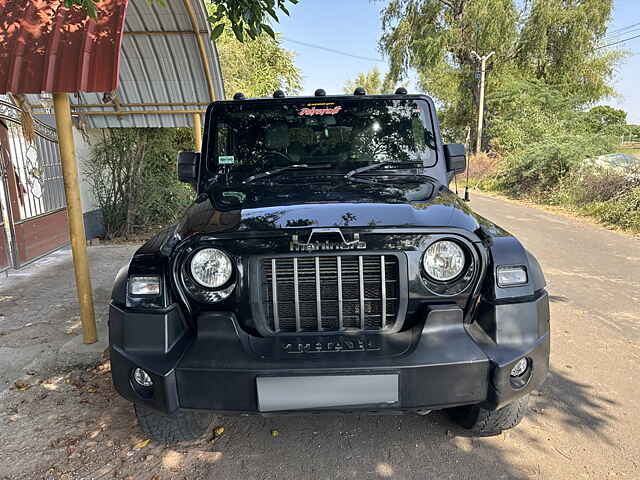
[423,240,466,282]
[190,248,233,288]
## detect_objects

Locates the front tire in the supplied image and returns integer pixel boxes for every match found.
[134,403,215,445]
[448,395,529,435]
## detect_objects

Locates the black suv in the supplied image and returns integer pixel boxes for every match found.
[109,91,550,444]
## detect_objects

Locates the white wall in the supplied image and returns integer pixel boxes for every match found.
[73,127,101,214]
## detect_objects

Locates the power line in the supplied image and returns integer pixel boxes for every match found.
[600,25,640,42]
[281,37,386,63]
[603,21,640,37]
[597,32,640,49]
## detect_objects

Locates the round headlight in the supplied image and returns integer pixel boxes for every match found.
[423,240,466,282]
[190,248,233,288]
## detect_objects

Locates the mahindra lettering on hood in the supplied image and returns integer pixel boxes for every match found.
[108,89,550,445]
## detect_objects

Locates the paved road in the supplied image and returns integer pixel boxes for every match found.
[184,195,640,479]
[0,244,138,390]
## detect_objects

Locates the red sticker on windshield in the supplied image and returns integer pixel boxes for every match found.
[299,105,343,116]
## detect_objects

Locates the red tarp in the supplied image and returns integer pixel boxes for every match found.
[0,0,127,94]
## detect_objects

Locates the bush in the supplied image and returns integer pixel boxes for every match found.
[488,134,616,200]
[466,153,499,180]
[85,128,194,239]
[584,187,640,232]
[554,165,640,206]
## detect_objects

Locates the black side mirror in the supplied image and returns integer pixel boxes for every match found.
[444,143,467,174]
[177,151,200,185]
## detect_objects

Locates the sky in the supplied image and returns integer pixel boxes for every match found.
[276,0,640,124]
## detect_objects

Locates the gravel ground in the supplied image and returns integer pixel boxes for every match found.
[0,196,638,479]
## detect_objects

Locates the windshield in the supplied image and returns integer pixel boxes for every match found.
[206,98,438,181]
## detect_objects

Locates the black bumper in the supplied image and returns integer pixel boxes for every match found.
[109,293,550,414]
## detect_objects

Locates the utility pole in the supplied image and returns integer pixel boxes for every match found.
[471,51,494,155]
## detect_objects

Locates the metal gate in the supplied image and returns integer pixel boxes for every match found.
[0,98,68,270]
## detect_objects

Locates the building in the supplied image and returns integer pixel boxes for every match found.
[0,0,224,273]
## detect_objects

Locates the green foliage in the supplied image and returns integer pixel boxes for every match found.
[486,74,590,154]
[85,129,193,239]
[486,134,616,199]
[379,0,619,139]
[343,67,399,95]
[557,165,639,205]
[68,0,298,43]
[64,0,97,18]
[550,164,640,232]
[585,105,627,134]
[380,0,519,141]
[207,0,298,41]
[515,0,618,103]
[215,18,302,97]
[583,187,640,232]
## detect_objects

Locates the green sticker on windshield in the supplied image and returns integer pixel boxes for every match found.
[218,155,235,165]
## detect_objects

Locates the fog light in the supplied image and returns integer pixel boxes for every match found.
[510,358,529,377]
[133,368,153,387]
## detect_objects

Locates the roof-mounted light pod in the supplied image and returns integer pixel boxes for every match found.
[273,89,285,98]
[314,88,326,97]
[353,87,366,95]
[233,92,246,100]
[395,87,408,95]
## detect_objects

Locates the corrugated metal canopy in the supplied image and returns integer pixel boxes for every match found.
[71,0,224,128]
[0,0,127,94]
[2,0,224,128]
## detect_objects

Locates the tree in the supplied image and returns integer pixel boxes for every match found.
[343,67,398,95]
[86,128,194,238]
[66,0,298,42]
[207,0,298,41]
[585,105,627,133]
[215,18,302,97]
[515,0,617,103]
[379,0,619,142]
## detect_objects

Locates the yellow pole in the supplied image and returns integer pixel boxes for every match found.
[53,93,97,344]
[193,113,202,152]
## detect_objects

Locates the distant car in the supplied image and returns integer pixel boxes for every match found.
[584,153,640,175]
[109,90,550,444]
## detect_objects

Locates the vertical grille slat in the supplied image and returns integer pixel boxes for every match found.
[381,255,387,326]
[315,256,322,330]
[337,256,344,329]
[293,258,301,332]
[262,254,399,333]
[271,258,279,332]
[358,256,365,330]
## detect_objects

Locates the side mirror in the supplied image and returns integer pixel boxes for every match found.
[444,143,467,174]
[177,151,200,185]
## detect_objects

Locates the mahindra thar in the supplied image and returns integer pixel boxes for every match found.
[109,89,550,444]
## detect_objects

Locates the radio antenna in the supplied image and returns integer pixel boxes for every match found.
[463,125,471,202]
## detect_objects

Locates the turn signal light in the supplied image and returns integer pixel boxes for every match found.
[497,266,527,287]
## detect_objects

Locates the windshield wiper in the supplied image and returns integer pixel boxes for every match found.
[344,161,425,180]
[242,163,332,184]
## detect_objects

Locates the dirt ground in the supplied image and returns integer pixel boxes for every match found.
[0,195,639,480]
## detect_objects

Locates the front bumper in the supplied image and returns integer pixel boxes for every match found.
[109,292,550,414]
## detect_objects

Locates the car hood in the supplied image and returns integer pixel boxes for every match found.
[172,187,489,239]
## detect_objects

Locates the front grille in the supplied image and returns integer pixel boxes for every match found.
[261,255,400,333]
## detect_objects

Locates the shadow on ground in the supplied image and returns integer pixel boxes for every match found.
[0,361,618,480]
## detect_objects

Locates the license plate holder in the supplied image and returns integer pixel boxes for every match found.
[256,374,399,412]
